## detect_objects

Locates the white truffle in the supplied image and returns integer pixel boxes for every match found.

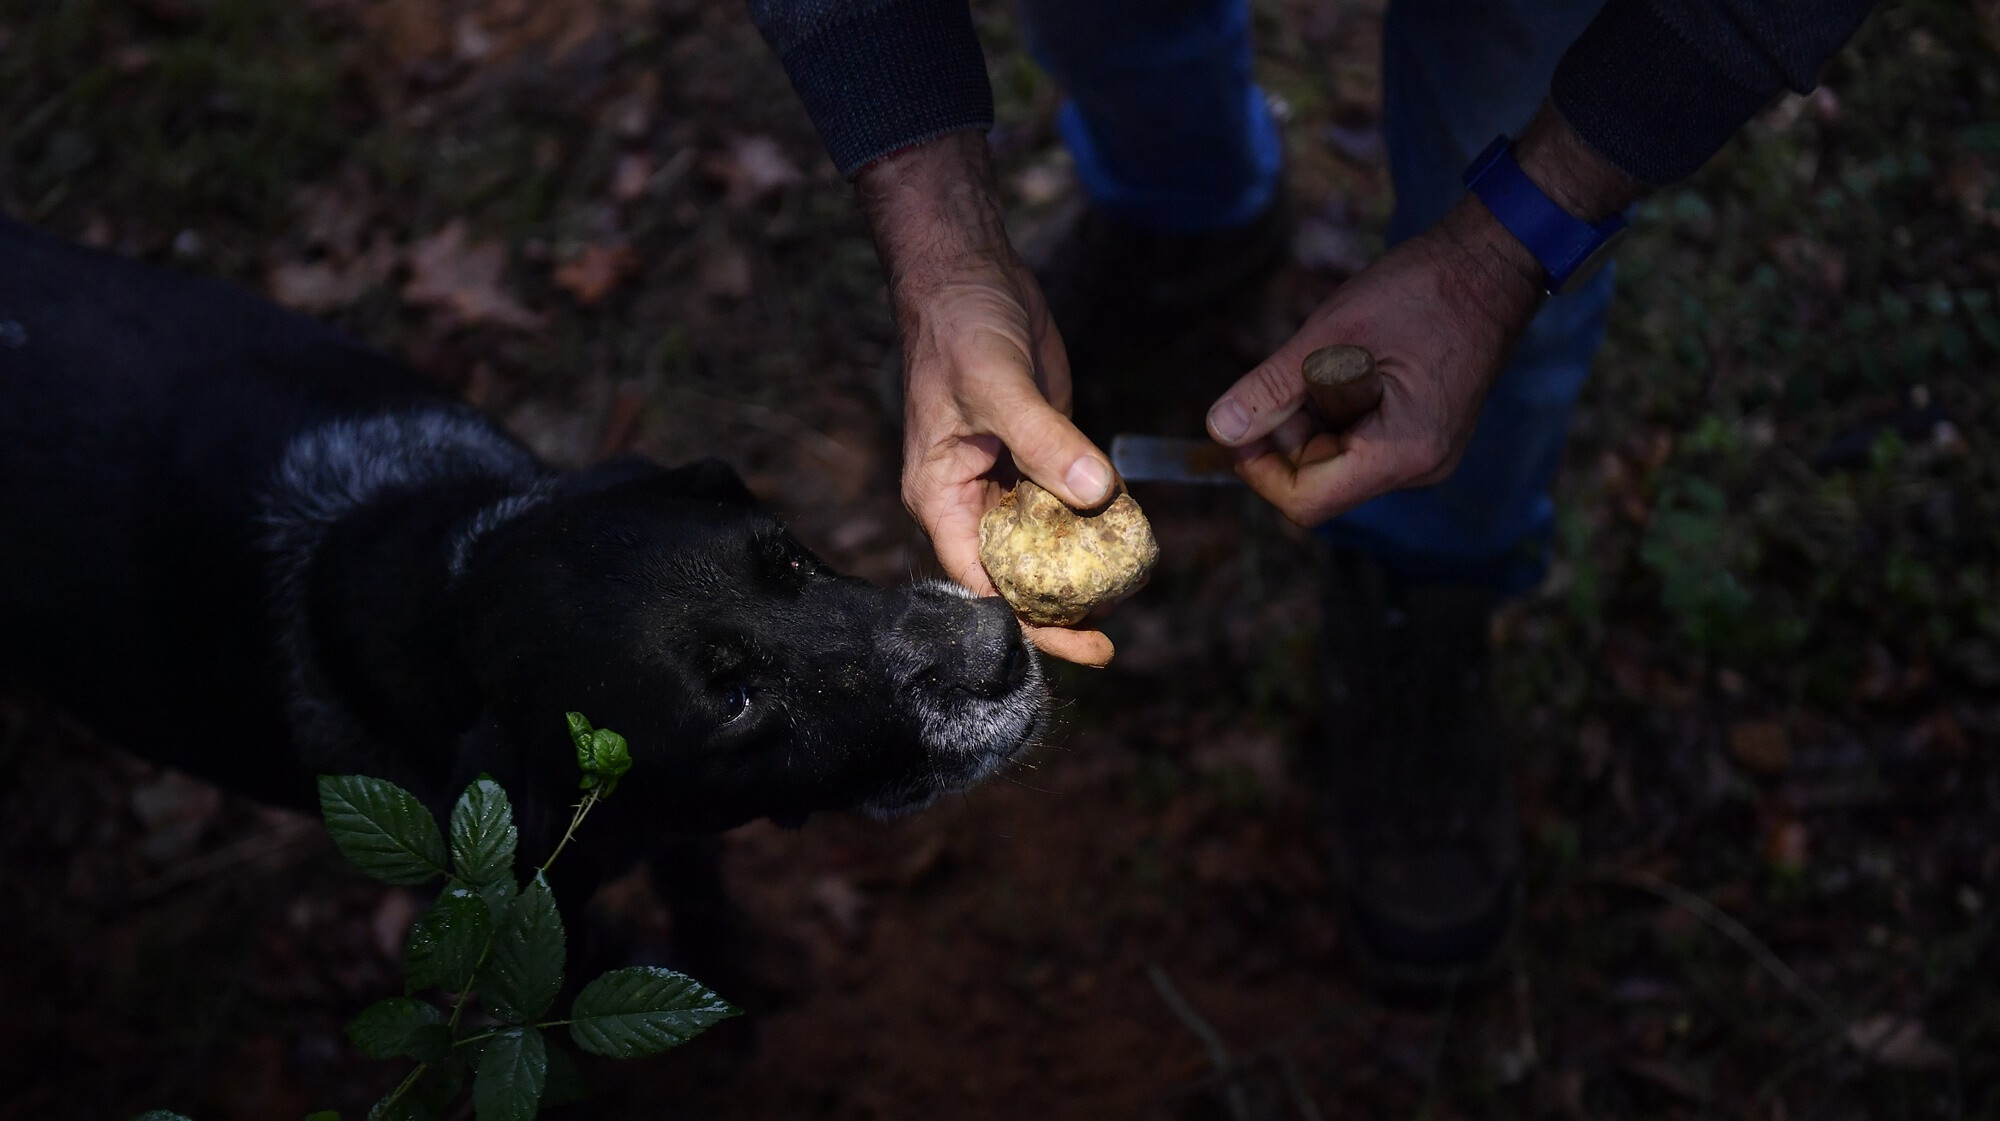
[978,481,1158,626]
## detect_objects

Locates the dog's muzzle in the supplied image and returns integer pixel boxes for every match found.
[863,580,1049,816]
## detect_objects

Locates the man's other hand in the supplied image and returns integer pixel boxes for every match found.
[1204,103,1641,528]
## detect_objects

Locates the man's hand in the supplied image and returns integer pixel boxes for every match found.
[1205,104,1642,526]
[857,131,1118,666]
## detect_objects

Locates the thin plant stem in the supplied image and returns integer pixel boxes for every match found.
[373,1060,429,1115]
[1147,963,1248,1121]
[1590,866,1836,1025]
[539,790,601,877]
[447,942,496,1034]
[455,1019,572,1049]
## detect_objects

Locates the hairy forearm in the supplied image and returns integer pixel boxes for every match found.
[1431,100,1648,326]
[854,130,1015,317]
[1360,100,1647,385]
[1513,101,1646,225]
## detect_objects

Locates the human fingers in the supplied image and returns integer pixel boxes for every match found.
[1234,426,1416,527]
[920,488,1000,597]
[964,369,1115,510]
[1023,623,1115,667]
[1205,348,1313,449]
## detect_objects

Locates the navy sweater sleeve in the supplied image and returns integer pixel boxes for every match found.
[1553,0,1879,187]
[746,0,994,178]
[748,0,1873,189]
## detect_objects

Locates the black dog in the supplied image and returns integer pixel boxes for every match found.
[0,216,1046,929]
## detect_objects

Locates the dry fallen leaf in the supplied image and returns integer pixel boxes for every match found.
[452,12,493,62]
[1846,1016,1952,1069]
[1293,214,1370,275]
[1188,729,1286,792]
[696,240,753,300]
[1011,153,1073,206]
[268,237,396,314]
[553,242,639,306]
[1727,719,1790,775]
[403,220,545,330]
[703,134,804,208]
[294,174,372,258]
[611,153,653,202]
[269,261,362,314]
[129,769,220,867]
[809,873,869,942]
[1763,814,1808,872]
[362,0,450,65]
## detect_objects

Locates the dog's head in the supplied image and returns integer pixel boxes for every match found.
[451,457,1046,833]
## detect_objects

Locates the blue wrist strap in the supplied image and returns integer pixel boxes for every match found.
[1462,136,1626,294]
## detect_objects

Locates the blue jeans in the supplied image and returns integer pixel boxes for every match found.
[1021,0,1612,592]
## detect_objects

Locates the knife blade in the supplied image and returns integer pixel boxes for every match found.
[1111,434,1243,485]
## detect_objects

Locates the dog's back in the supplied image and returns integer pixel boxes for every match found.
[0,217,458,800]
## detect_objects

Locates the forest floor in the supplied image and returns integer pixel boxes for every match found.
[2,0,1999,1118]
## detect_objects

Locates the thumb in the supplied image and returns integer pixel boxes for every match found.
[1206,351,1311,449]
[974,377,1116,509]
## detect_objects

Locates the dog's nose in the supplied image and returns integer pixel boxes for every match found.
[895,592,1032,699]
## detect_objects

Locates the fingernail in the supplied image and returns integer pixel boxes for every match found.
[1209,398,1250,443]
[1065,456,1114,505]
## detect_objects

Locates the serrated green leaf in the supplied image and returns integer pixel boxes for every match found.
[473,1026,546,1121]
[569,966,740,1058]
[482,873,564,1022]
[319,775,447,886]
[564,711,593,751]
[304,1112,342,1121]
[346,997,446,1060]
[568,712,632,794]
[582,730,631,794]
[405,885,494,995]
[449,777,518,887]
[474,876,517,927]
[541,1041,587,1108]
[588,729,631,778]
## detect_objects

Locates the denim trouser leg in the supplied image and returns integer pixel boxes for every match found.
[1321,0,1612,593]
[1020,0,1613,591]
[1017,0,1283,231]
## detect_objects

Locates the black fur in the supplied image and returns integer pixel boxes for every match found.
[0,216,1047,899]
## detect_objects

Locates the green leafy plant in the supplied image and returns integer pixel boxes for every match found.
[309,711,734,1121]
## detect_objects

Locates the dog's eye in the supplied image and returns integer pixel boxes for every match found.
[724,683,752,722]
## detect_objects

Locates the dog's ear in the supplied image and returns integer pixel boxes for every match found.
[656,457,757,507]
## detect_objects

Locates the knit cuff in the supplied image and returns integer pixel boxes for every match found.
[775,0,995,178]
[1551,0,1778,187]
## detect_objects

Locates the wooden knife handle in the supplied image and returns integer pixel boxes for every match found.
[1301,344,1383,432]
